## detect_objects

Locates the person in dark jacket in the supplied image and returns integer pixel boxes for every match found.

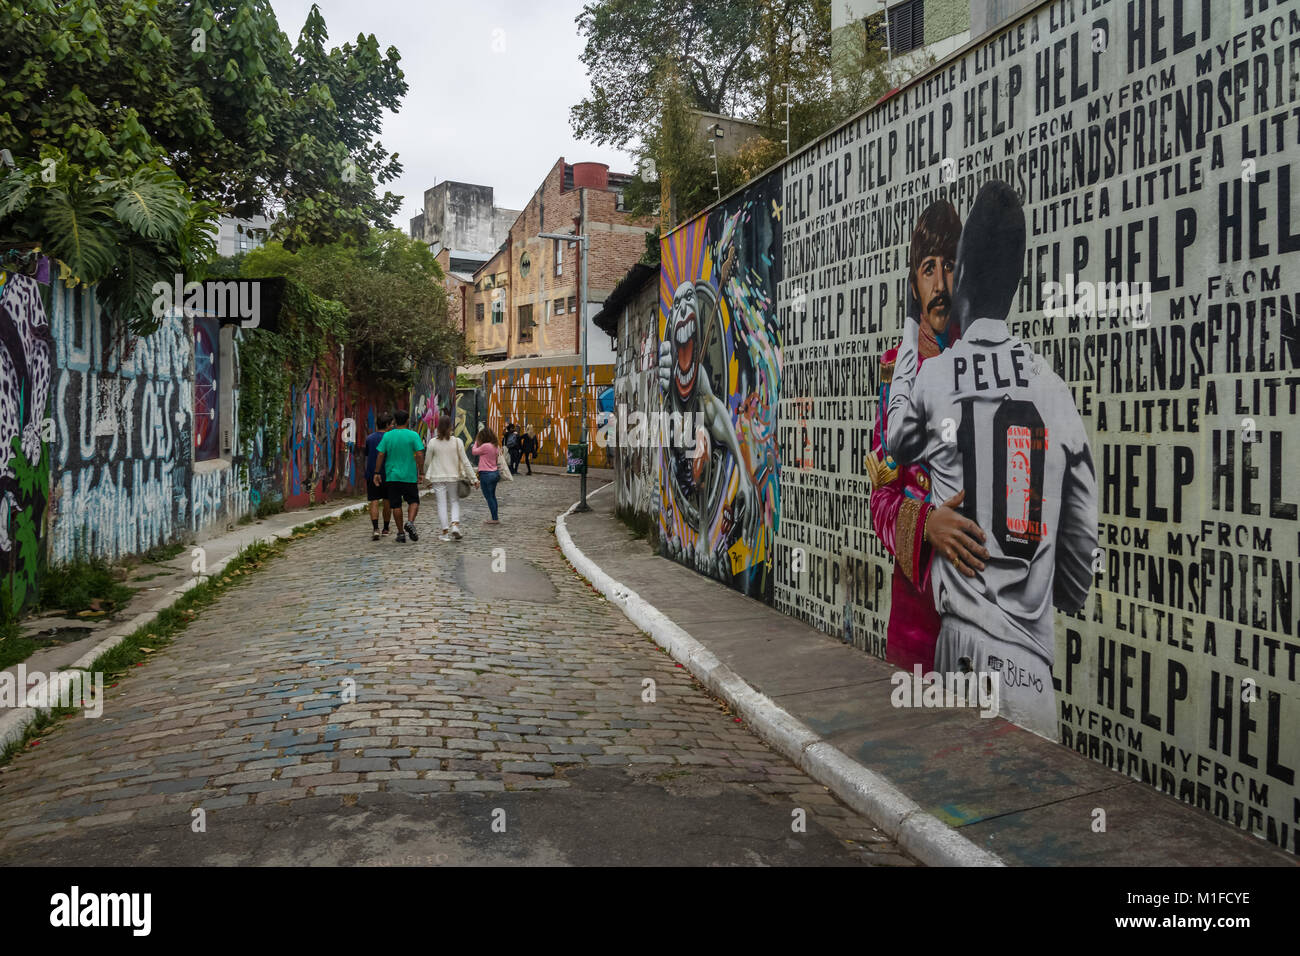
[504,423,522,475]
[520,428,536,474]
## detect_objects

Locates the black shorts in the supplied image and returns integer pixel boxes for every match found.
[387,481,420,507]
[366,477,388,502]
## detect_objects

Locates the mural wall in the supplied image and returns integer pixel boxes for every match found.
[49,285,194,563]
[410,362,455,442]
[658,175,783,602]
[628,0,1300,853]
[0,270,53,611]
[273,351,392,510]
[481,363,615,468]
[612,282,661,521]
[454,387,485,450]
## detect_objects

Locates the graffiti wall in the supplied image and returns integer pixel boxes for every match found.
[629,0,1300,853]
[658,174,783,602]
[48,285,193,562]
[273,350,391,510]
[0,270,53,610]
[613,281,661,522]
[454,387,485,450]
[481,363,615,467]
[410,362,455,441]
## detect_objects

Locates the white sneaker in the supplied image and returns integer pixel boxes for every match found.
[440,530,452,542]
[451,524,462,540]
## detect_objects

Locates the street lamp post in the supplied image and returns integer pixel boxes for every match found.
[539,229,591,511]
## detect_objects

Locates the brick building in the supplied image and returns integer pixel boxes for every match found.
[465,157,654,367]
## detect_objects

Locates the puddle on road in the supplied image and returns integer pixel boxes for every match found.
[453,555,557,604]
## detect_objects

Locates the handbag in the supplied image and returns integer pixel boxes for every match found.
[457,477,472,498]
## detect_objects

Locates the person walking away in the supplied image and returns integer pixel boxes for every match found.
[520,428,536,475]
[472,426,503,524]
[504,423,522,475]
[364,411,395,540]
[425,417,477,541]
[375,409,425,542]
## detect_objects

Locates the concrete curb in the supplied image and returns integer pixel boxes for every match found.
[554,490,1005,868]
[0,500,370,754]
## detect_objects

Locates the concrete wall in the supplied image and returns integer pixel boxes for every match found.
[622,0,1300,854]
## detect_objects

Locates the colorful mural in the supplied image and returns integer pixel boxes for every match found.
[410,362,455,441]
[193,315,220,461]
[49,284,193,563]
[0,269,53,610]
[481,364,615,468]
[657,175,782,601]
[616,0,1300,854]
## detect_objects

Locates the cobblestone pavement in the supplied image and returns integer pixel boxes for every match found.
[0,477,912,866]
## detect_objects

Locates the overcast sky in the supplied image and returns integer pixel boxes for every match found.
[267,0,636,225]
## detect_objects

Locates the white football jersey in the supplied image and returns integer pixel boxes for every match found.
[886,318,1099,664]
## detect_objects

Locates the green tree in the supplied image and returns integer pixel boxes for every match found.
[571,0,766,149]
[578,0,899,226]
[0,0,407,331]
[241,231,463,391]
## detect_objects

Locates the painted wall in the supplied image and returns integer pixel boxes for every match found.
[612,279,662,523]
[410,362,455,441]
[48,284,195,563]
[658,175,783,602]
[0,270,53,611]
[624,0,1300,853]
[481,363,615,468]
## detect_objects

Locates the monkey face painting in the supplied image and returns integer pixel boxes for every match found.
[668,280,710,406]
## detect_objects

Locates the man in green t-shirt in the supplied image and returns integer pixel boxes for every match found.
[375,409,425,542]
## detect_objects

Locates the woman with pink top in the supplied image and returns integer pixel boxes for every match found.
[472,426,502,523]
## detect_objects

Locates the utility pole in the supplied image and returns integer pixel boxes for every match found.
[539,228,591,511]
[780,83,791,154]
[708,122,724,201]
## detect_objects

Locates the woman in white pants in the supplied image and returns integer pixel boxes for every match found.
[423,417,477,541]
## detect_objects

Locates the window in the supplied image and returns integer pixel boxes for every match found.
[614,189,626,212]
[476,303,485,322]
[554,238,563,276]
[875,0,924,55]
[492,300,504,324]
[567,295,576,314]
[520,252,531,277]
[518,304,534,344]
[554,297,566,315]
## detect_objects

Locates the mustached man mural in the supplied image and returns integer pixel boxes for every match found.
[658,179,782,601]
[884,180,1098,738]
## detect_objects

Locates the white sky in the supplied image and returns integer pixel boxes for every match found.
[267,0,637,224]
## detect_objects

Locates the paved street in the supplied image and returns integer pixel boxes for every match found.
[0,476,910,866]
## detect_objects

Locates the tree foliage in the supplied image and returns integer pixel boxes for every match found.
[0,0,407,331]
[577,0,911,226]
[241,230,462,391]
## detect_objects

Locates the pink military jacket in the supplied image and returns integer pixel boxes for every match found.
[866,345,942,671]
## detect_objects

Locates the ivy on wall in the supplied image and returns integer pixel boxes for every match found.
[236,279,348,469]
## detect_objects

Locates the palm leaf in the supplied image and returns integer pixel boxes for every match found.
[0,169,35,221]
[99,242,174,336]
[110,166,190,243]
[38,184,117,284]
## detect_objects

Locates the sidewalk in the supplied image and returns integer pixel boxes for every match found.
[561,483,1295,867]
